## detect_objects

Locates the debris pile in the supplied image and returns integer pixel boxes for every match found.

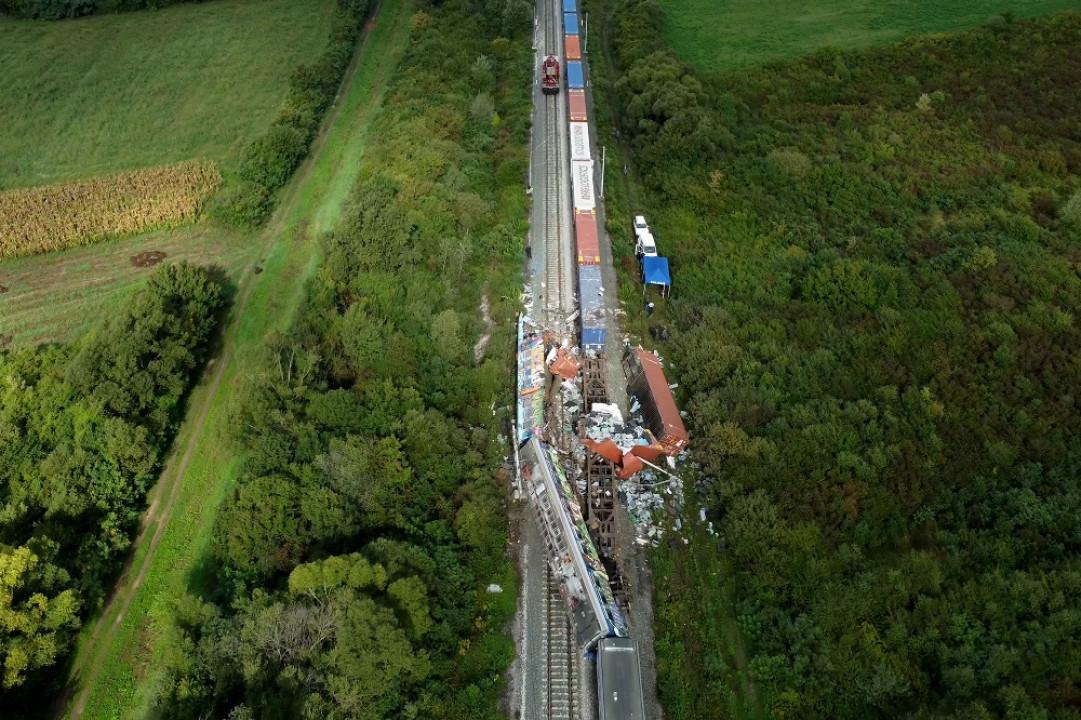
[578,400,688,545]
[620,471,684,546]
[548,346,580,380]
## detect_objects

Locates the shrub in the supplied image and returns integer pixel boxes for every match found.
[0,0,94,19]
[1061,189,1081,228]
[214,0,370,228]
[238,125,308,189]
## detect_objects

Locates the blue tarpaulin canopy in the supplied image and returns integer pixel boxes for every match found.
[642,256,671,296]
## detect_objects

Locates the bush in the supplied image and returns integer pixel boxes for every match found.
[208,179,272,227]
[0,0,207,18]
[238,124,308,189]
[0,0,94,18]
[1061,188,1081,228]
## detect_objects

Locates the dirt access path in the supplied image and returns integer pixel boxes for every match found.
[62,2,411,717]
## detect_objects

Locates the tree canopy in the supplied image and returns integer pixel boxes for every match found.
[0,262,225,709]
[154,0,531,716]
[600,2,1081,717]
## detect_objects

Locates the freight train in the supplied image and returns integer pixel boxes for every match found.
[521,1,668,717]
[558,3,649,718]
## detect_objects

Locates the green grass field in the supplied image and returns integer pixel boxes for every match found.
[0,223,259,347]
[64,0,414,715]
[658,0,1081,70]
[0,0,335,189]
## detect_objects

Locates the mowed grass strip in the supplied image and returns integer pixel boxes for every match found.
[658,0,1081,70]
[0,0,335,189]
[0,223,258,347]
[0,160,220,259]
[66,1,414,716]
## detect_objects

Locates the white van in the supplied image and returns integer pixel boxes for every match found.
[633,215,649,239]
[636,231,658,258]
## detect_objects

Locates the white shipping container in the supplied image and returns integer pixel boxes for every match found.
[571,159,595,213]
[569,122,591,161]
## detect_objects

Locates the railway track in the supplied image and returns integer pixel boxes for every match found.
[544,565,579,720]
[542,0,567,327]
[534,0,580,717]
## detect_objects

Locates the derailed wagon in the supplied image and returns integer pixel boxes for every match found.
[623,346,689,454]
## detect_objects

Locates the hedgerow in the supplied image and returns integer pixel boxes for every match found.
[0,0,208,20]
[210,0,371,227]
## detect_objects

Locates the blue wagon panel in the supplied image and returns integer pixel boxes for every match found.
[563,0,576,12]
[582,327,607,351]
[578,264,604,322]
[566,60,584,89]
[564,11,579,34]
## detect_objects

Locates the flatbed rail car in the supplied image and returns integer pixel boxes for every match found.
[597,637,647,720]
[623,346,689,453]
[541,55,560,95]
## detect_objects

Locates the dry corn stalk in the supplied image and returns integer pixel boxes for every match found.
[0,160,221,259]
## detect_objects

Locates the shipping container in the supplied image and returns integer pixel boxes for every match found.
[571,159,595,213]
[623,347,689,453]
[565,34,581,61]
[568,90,588,121]
[582,327,607,352]
[578,264,604,322]
[564,11,579,34]
[563,0,576,12]
[575,212,600,264]
[569,122,591,161]
[566,60,584,89]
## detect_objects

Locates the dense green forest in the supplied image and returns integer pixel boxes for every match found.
[154,0,532,717]
[0,263,225,706]
[597,2,1081,718]
[1,0,210,20]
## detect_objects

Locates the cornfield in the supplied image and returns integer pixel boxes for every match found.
[0,160,221,259]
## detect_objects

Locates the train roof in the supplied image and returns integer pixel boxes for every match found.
[597,637,646,720]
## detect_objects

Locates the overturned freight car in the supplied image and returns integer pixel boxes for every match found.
[623,346,689,454]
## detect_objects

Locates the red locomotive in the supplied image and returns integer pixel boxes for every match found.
[541,55,560,95]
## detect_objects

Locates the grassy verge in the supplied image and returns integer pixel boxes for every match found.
[0,0,335,189]
[651,506,764,720]
[63,2,413,716]
[658,0,1081,70]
